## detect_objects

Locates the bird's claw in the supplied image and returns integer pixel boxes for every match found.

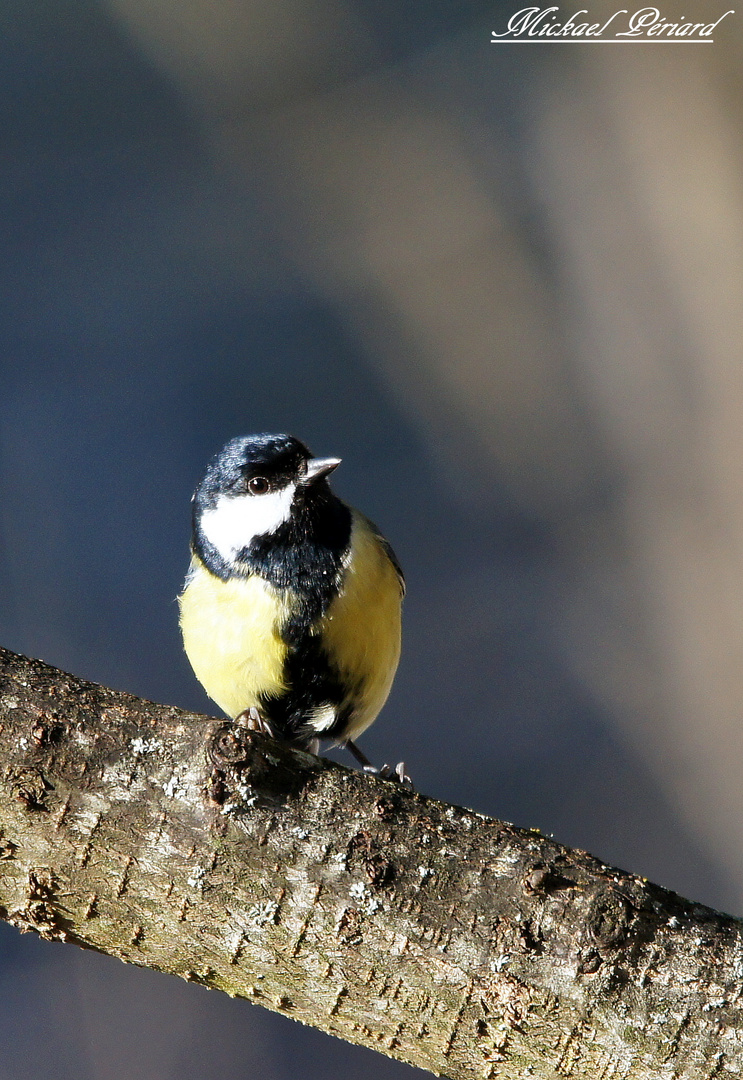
[235,706,275,739]
[364,761,413,788]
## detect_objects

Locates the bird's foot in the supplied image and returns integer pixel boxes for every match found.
[344,739,412,787]
[371,761,413,788]
[235,706,275,739]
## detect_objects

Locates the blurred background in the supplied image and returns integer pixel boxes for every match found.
[1,0,742,1076]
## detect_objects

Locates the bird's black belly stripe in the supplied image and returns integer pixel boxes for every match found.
[258,635,357,744]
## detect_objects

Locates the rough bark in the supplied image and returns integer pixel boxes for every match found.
[0,646,740,1079]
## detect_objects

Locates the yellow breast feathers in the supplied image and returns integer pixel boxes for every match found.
[321,512,403,740]
[178,566,291,719]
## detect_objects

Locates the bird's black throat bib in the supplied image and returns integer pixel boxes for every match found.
[242,487,353,643]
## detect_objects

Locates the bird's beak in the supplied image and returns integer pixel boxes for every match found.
[303,456,342,484]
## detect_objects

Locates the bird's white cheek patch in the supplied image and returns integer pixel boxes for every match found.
[200,486,296,561]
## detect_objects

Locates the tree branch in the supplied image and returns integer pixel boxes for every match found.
[0,646,740,1079]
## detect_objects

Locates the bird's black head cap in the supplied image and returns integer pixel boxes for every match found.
[195,433,312,509]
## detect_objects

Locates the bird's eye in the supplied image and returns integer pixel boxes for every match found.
[247,476,270,495]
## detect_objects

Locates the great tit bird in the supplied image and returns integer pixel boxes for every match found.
[179,433,404,772]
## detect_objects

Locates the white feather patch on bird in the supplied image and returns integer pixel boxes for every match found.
[200,485,296,560]
[308,704,338,732]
